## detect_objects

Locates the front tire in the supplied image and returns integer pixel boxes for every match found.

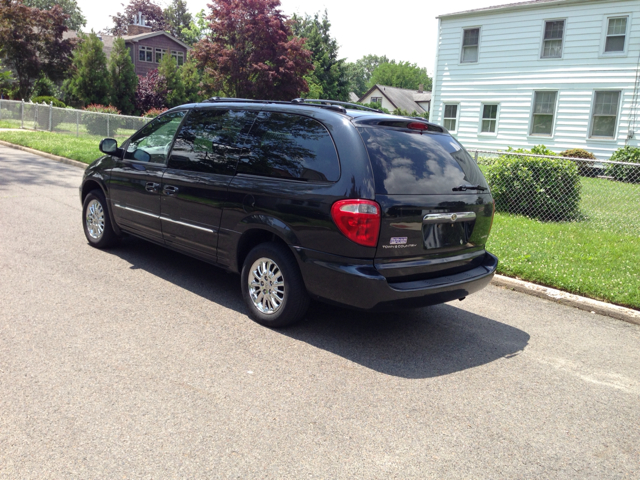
[241,242,310,328]
[82,189,118,248]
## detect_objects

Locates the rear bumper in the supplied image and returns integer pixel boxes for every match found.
[292,247,498,311]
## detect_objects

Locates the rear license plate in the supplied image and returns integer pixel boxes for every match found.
[423,222,473,249]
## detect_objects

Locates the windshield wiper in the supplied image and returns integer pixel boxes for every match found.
[452,184,487,192]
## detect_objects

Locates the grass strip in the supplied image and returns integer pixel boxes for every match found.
[489,214,640,310]
[0,130,102,164]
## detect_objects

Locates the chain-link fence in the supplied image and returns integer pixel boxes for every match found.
[469,149,640,236]
[0,99,149,140]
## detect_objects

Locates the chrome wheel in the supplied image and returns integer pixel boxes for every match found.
[85,199,105,240]
[248,257,285,315]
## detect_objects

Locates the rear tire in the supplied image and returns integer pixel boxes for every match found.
[82,189,118,248]
[241,242,310,328]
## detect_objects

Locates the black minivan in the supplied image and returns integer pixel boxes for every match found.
[80,99,497,327]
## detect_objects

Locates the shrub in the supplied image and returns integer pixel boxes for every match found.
[484,151,581,221]
[31,96,66,108]
[31,74,61,99]
[83,104,121,136]
[560,148,597,177]
[136,70,167,113]
[143,107,168,118]
[606,145,640,183]
[30,97,67,130]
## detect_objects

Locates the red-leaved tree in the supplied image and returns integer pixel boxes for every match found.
[192,0,313,100]
[136,69,167,112]
[0,0,74,98]
[110,0,167,35]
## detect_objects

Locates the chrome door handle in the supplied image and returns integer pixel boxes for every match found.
[145,182,160,193]
[163,185,179,196]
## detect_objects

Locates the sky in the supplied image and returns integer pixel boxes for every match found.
[77,0,518,74]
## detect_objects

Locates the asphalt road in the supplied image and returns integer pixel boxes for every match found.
[1,145,639,479]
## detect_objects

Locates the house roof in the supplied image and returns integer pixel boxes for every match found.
[358,85,429,114]
[121,31,191,50]
[348,92,359,103]
[438,0,579,18]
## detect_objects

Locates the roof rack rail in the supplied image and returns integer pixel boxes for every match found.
[292,98,382,113]
[201,97,382,114]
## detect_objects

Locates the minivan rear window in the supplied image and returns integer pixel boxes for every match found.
[358,127,489,195]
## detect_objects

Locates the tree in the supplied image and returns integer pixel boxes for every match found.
[368,61,432,91]
[180,9,210,45]
[109,37,138,114]
[158,54,185,108]
[164,0,192,43]
[291,10,348,101]
[181,56,202,103]
[0,61,13,98]
[345,55,391,98]
[22,0,86,31]
[136,69,167,112]
[110,0,167,36]
[192,0,313,100]
[67,32,110,105]
[0,1,75,99]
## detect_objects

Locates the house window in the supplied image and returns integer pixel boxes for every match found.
[443,104,458,132]
[541,20,565,58]
[604,17,628,53]
[155,48,167,63]
[139,46,152,62]
[530,91,557,136]
[171,50,185,66]
[371,96,383,104]
[590,91,620,138]
[461,28,480,63]
[481,104,498,133]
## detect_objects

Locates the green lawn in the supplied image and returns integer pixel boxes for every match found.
[1,130,638,309]
[0,119,21,129]
[0,130,103,164]
[488,214,640,309]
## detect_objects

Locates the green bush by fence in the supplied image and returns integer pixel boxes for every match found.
[31,96,66,108]
[560,148,597,177]
[484,152,581,221]
[606,145,640,183]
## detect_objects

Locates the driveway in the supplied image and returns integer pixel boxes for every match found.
[1,145,639,478]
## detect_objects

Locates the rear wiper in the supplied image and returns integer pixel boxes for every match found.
[452,184,487,192]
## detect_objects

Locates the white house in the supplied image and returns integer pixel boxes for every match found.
[430,0,640,159]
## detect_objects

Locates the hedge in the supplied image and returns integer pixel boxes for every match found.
[484,153,581,221]
[606,145,640,183]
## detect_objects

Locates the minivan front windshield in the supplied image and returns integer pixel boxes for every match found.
[358,127,489,195]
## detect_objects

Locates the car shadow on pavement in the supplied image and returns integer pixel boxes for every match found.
[105,236,530,380]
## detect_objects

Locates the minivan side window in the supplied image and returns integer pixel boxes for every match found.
[124,111,186,164]
[168,109,256,175]
[237,112,340,182]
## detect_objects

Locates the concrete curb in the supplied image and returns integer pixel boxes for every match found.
[1,139,638,326]
[0,139,88,170]
[491,275,640,326]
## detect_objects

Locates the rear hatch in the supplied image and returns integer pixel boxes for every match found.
[356,120,494,283]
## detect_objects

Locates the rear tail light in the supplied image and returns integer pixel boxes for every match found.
[331,199,381,247]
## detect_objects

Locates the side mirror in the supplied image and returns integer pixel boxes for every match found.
[99,138,119,155]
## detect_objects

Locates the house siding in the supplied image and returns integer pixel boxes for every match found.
[129,35,188,77]
[431,0,640,159]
